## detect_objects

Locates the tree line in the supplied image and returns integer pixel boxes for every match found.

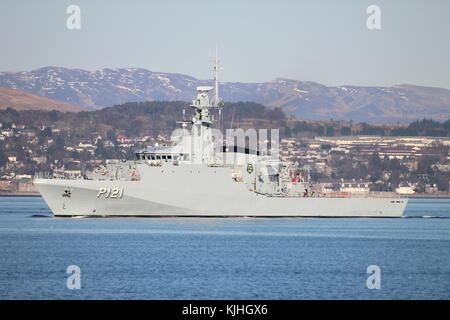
[0,102,449,139]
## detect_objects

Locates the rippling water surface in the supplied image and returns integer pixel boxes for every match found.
[0,197,449,299]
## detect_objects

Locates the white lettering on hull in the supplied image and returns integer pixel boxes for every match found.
[97,188,124,199]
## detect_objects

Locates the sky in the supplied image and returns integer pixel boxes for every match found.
[0,0,449,89]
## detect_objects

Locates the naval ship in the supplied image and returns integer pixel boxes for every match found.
[34,57,407,217]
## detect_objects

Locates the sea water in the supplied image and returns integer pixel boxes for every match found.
[0,197,449,299]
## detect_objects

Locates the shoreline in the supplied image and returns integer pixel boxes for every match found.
[0,193,41,197]
[1,192,450,199]
[405,194,450,199]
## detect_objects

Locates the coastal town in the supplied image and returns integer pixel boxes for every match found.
[280,135,450,197]
[1,120,449,197]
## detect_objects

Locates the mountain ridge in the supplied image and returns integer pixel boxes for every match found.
[1,67,449,123]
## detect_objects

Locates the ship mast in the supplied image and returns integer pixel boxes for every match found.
[189,47,222,134]
[212,45,221,107]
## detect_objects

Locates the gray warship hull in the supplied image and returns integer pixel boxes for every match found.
[34,57,408,218]
[34,164,407,217]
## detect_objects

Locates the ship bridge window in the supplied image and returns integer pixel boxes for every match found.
[156,155,161,160]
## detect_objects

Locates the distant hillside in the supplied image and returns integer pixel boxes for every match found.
[246,80,450,123]
[1,101,448,140]
[1,67,450,122]
[0,86,84,112]
[0,101,286,138]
